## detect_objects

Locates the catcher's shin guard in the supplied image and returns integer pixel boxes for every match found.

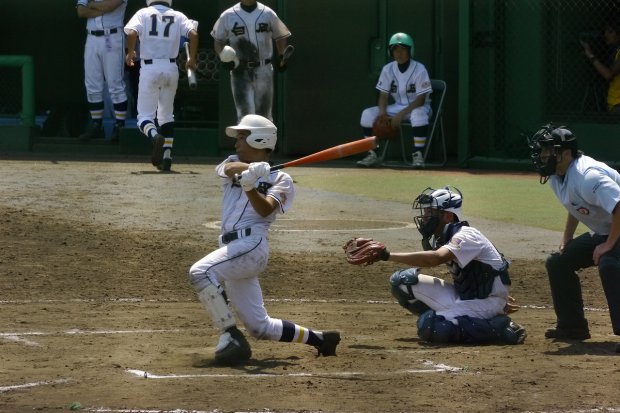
[197,277,236,331]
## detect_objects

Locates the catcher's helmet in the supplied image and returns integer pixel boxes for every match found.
[147,0,172,6]
[527,123,579,183]
[226,114,277,151]
[388,32,414,58]
[413,186,463,240]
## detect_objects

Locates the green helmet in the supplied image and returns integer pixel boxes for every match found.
[388,32,414,57]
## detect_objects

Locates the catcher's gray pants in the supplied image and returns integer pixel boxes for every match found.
[546,232,620,335]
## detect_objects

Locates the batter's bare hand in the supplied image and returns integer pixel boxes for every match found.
[504,296,520,314]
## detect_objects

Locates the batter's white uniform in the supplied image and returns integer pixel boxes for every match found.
[360,59,433,128]
[77,0,127,105]
[403,226,509,323]
[124,5,195,127]
[189,155,295,339]
[211,2,291,121]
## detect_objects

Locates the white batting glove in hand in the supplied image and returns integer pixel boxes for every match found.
[248,162,271,179]
[239,170,258,192]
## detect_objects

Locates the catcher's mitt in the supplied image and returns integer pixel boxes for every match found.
[343,237,390,265]
[372,115,400,140]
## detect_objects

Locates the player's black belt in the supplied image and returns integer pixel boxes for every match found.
[221,228,252,244]
[143,58,176,64]
[246,59,272,68]
[88,28,118,36]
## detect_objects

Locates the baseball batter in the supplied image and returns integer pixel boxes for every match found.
[345,186,527,345]
[124,0,198,171]
[358,32,432,168]
[211,0,292,121]
[188,115,340,365]
[76,0,129,141]
[528,124,620,351]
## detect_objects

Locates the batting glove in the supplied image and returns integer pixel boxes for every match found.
[239,170,257,192]
[248,162,271,179]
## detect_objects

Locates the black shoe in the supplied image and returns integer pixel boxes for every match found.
[315,331,341,356]
[159,158,172,172]
[79,123,104,141]
[544,327,591,340]
[214,326,252,366]
[151,134,165,167]
[110,124,122,143]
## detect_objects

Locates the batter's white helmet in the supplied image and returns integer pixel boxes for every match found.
[226,115,277,150]
[147,0,172,6]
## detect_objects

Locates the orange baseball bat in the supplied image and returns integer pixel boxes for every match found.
[270,136,378,171]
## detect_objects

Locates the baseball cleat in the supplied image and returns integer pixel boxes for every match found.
[315,331,341,356]
[412,151,425,168]
[544,327,591,340]
[160,158,172,172]
[356,150,379,167]
[151,134,165,167]
[80,123,105,141]
[214,326,252,366]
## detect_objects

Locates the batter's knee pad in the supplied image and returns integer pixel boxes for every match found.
[389,268,431,315]
[416,310,460,343]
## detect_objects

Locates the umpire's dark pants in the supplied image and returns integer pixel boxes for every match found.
[546,232,620,335]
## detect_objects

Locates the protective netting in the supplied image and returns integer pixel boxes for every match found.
[469,0,619,159]
[174,47,219,126]
[177,47,220,85]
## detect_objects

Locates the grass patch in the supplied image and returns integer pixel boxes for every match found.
[290,167,573,232]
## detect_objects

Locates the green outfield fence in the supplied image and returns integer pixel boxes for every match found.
[0,55,35,126]
[460,0,620,169]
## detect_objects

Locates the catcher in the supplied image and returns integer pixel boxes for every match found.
[343,186,527,345]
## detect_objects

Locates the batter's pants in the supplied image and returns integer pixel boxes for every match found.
[546,232,620,335]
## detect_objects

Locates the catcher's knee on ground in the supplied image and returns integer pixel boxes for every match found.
[416,310,460,343]
[390,269,431,315]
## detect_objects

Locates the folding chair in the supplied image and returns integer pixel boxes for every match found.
[379,79,447,168]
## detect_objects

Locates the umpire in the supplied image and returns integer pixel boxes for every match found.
[528,124,620,352]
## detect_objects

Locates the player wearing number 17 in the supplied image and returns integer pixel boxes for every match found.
[188,115,340,366]
[124,0,198,171]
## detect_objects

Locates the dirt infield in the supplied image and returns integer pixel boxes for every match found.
[1,157,618,413]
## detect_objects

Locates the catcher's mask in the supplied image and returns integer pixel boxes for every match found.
[413,186,463,241]
[226,114,277,151]
[527,123,578,184]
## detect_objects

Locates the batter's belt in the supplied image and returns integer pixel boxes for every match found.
[220,228,252,244]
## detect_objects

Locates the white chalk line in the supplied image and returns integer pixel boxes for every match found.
[203,218,416,232]
[0,297,610,312]
[127,359,463,380]
[0,378,71,393]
